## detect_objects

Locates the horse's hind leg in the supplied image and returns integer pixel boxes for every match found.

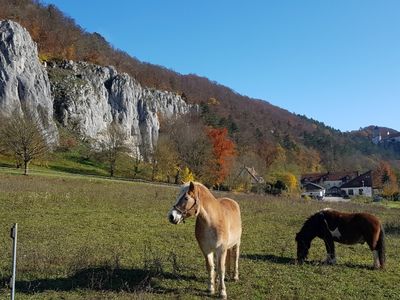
[204,252,215,294]
[232,243,240,281]
[225,248,231,279]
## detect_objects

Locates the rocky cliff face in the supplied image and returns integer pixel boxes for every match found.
[0,20,192,156]
[47,60,192,155]
[0,20,58,145]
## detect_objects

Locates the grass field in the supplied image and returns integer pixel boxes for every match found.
[0,170,399,299]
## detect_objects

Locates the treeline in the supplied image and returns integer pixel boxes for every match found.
[1,0,399,188]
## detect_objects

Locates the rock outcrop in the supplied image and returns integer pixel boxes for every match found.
[0,20,58,145]
[48,60,192,155]
[0,20,192,156]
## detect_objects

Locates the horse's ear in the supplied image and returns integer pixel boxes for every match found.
[189,181,195,192]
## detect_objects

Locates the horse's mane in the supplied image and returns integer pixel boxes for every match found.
[178,181,216,201]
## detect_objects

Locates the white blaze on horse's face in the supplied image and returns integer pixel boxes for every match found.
[168,208,183,224]
[168,182,197,225]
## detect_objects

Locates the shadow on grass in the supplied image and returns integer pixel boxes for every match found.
[242,254,295,265]
[1,266,198,295]
[0,162,15,168]
[341,262,375,270]
[48,165,105,176]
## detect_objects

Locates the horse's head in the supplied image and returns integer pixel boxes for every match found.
[295,232,311,264]
[168,181,199,224]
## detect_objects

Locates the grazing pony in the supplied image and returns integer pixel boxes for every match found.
[295,208,385,269]
[168,181,242,299]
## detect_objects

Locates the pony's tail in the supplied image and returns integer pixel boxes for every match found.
[377,224,386,268]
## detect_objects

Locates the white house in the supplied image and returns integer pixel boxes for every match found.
[301,171,358,196]
[340,171,373,197]
[301,182,325,200]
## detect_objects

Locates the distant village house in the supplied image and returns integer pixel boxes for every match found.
[301,170,373,198]
[301,182,325,199]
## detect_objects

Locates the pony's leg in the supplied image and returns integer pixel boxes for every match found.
[323,238,336,264]
[204,252,215,294]
[367,227,384,269]
[216,247,228,299]
[233,243,240,281]
[372,250,380,269]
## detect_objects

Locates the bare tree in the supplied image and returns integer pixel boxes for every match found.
[162,114,214,183]
[0,112,48,175]
[99,122,128,177]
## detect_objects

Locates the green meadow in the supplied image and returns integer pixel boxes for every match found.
[0,170,399,299]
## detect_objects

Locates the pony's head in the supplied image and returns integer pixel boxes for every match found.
[295,212,324,264]
[295,231,311,264]
[168,181,199,224]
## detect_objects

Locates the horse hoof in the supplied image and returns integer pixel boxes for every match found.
[220,291,227,299]
[234,276,239,282]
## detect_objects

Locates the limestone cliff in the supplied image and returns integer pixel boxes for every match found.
[0,20,58,145]
[0,20,192,156]
[47,60,192,155]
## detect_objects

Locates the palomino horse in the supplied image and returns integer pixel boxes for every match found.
[296,208,385,269]
[168,181,242,299]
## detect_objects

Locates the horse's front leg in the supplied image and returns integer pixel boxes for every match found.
[217,247,228,299]
[204,252,215,295]
[323,237,336,264]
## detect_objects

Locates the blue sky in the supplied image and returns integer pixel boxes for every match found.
[43,0,400,132]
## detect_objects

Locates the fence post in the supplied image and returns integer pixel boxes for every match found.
[10,223,17,300]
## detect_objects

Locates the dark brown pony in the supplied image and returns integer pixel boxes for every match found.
[295,208,385,269]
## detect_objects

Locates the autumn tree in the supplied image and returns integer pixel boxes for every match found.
[276,172,299,193]
[181,166,195,183]
[0,112,49,175]
[207,127,236,186]
[151,135,179,182]
[257,141,280,170]
[373,161,399,199]
[99,122,128,177]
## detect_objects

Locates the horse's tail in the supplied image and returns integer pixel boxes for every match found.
[377,224,386,268]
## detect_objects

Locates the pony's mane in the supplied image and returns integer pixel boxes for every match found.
[298,209,325,237]
[299,208,336,237]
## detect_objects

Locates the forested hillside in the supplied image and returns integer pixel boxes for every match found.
[1,0,399,191]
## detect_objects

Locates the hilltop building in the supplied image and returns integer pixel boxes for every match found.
[372,126,400,145]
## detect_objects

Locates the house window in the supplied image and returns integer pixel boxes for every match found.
[359,189,363,195]
[348,189,354,195]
